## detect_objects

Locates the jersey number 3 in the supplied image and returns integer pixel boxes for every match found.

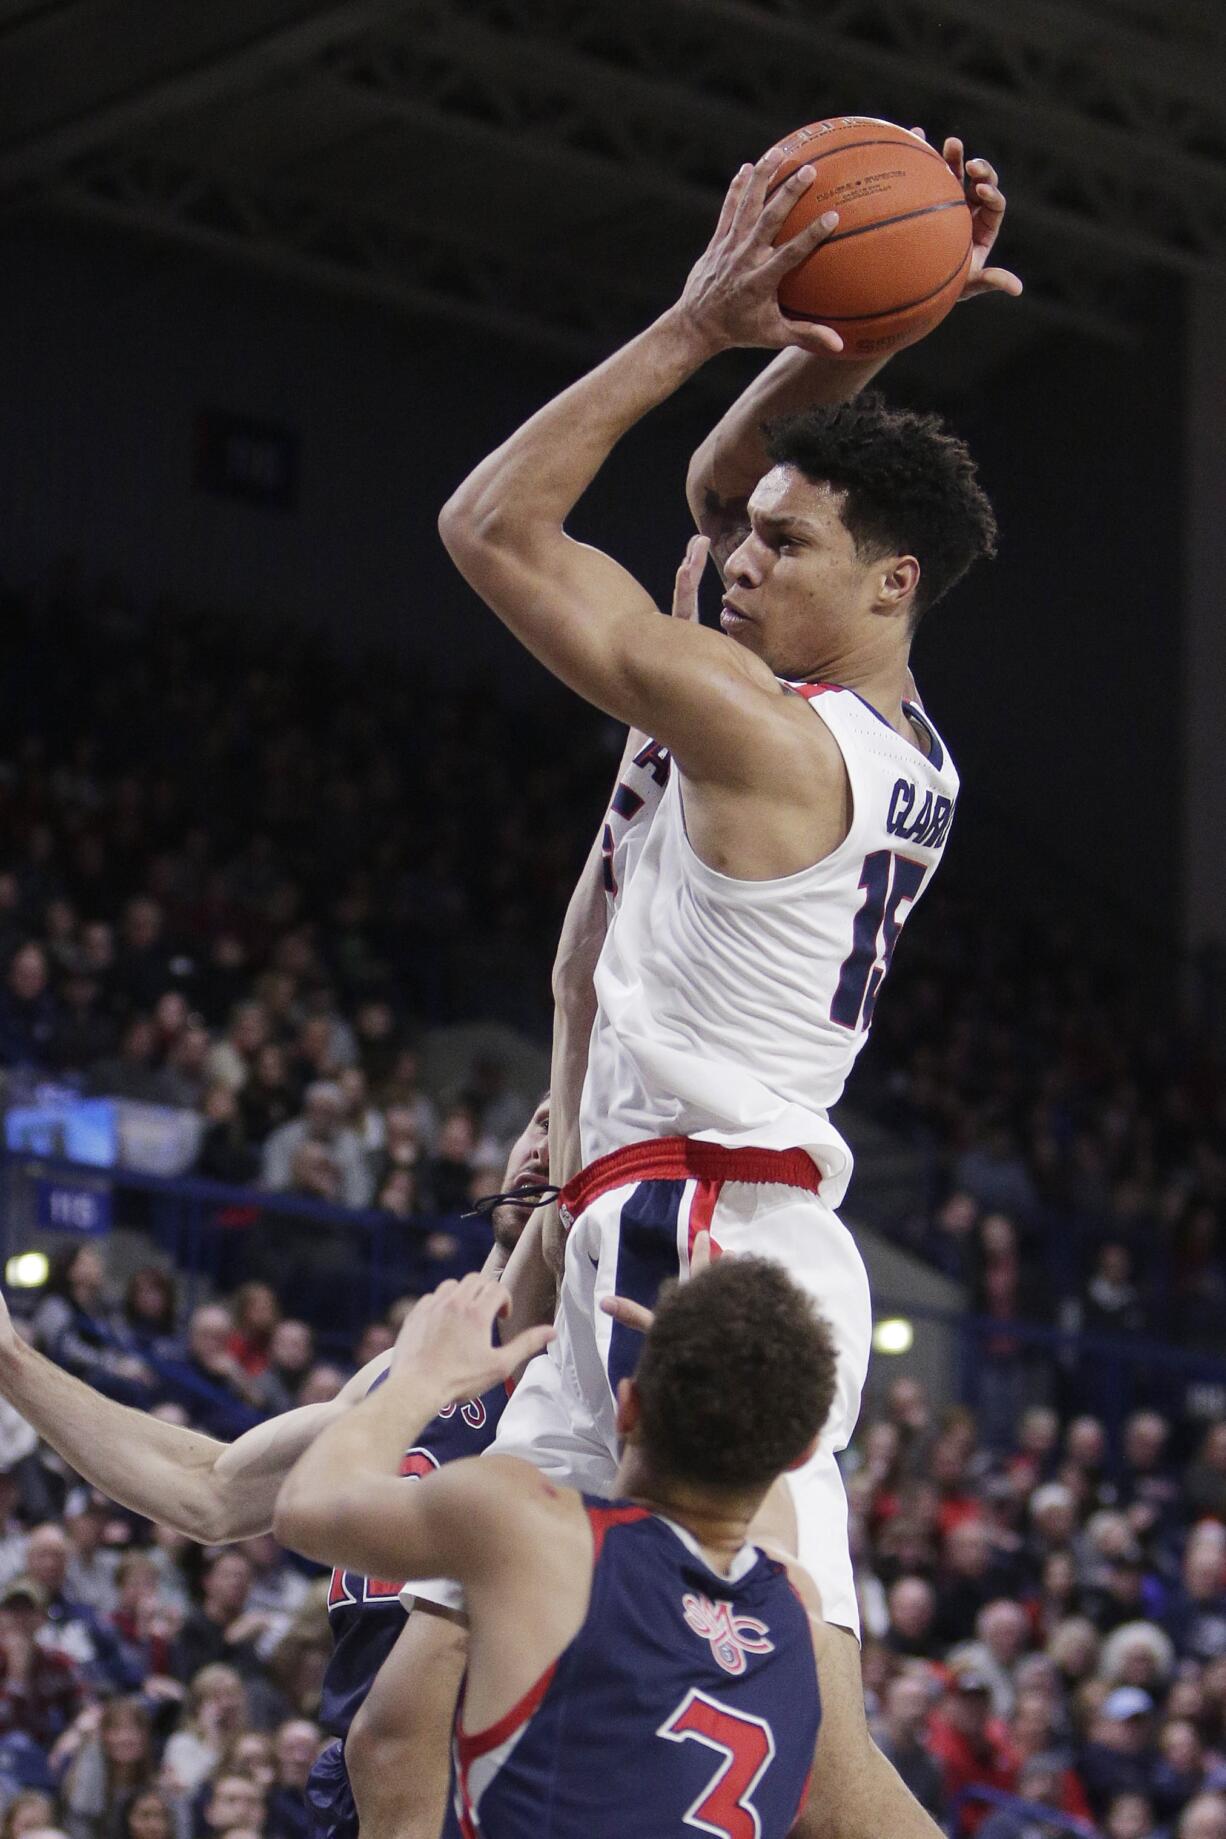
[658,1688,776,1839]
[830,849,925,1032]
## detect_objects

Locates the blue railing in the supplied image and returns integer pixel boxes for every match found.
[952,1784,1097,1837]
[0,1151,495,1345]
[876,1293,1226,1450]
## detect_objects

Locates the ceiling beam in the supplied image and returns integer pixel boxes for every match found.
[0,0,422,188]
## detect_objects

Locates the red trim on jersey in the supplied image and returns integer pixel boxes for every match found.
[790,681,840,699]
[688,1177,724,1260]
[560,1137,820,1226]
[455,1659,560,1768]
[586,1501,652,1563]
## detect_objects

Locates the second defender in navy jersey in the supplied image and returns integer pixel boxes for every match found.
[275,1255,840,1839]
[308,1376,509,1839]
[0,1099,552,1839]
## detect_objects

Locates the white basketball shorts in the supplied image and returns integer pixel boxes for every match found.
[409,1136,871,1635]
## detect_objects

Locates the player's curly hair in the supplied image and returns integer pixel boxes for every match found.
[634,1256,837,1494]
[764,391,997,624]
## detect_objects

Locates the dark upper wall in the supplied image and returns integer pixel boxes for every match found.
[0,219,1183,939]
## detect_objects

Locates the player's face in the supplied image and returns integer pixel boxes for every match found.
[489,1093,551,1246]
[720,467,897,679]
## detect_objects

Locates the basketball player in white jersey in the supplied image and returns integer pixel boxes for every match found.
[433,133,1018,1647]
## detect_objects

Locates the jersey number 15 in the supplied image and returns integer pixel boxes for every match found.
[830,850,925,1033]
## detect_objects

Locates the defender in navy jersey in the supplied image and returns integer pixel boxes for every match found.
[307,1375,510,1839]
[0,1098,552,1839]
[275,1254,839,1839]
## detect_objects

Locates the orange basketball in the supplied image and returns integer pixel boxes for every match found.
[767,117,972,360]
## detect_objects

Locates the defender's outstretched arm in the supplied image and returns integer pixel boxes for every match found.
[0,1293,388,1543]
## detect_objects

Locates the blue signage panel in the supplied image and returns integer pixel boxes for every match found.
[35,1180,112,1236]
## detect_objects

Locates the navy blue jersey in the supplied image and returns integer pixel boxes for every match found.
[448,1500,820,1839]
[306,1373,506,1839]
[319,1376,507,1739]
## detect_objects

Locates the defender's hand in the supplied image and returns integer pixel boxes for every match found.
[392,1272,554,1402]
[672,534,710,624]
[679,150,843,357]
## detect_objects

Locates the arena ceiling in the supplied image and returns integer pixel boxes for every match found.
[0,0,1222,383]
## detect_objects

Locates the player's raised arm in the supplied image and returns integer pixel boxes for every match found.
[0,1287,390,1543]
[686,137,1019,576]
[437,152,842,785]
[273,1276,554,1583]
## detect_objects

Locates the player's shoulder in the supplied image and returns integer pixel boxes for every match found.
[755,1538,824,1627]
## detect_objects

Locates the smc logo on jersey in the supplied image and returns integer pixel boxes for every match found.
[682,1592,774,1676]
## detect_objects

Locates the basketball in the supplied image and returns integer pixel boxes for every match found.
[767,117,973,359]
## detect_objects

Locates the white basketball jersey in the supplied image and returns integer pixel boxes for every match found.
[579,684,959,1208]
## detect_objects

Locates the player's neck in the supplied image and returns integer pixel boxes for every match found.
[619,1461,763,1576]
[792,647,917,740]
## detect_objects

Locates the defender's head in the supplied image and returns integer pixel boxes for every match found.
[719,393,997,680]
[616,1255,837,1501]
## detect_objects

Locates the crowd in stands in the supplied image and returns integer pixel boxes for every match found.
[849,1375,1226,1839]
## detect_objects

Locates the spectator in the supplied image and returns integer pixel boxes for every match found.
[1103,1792,1160,1839]
[196,1087,259,1186]
[936,1522,1015,1648]
[422,1108,477,1215]
[199,1774,264,1839]
[225,1289,279,1380]
[237,1048,295,1148]
[116,1795,174,1839]
[22,1527,137,1694]
[49,975,115,1077]
[1185,1428,1226,1526]
[2,1796,56,1839]
[886,1576,939,1660]
[1165,1538,1226,1664]
[87,1018,181,1107]
[0,945,59,1071]
[263,1721,320,1839]
[170,1554,264,1684]
[250,1326,314,1419]
[261,1085,371,1211]
[874,1670,945,1821]
[119,1271,180,1365]
[55,1698,155,1839]
[1180,1796,1226,1839]
[0,1579,83,1748]
[160,1667,248,1795]
[205,1006,269,1099]
[958,1598,1032,1718]
[1079,1688,1163,1818]
[926,1659,1017,1834]
[31,1253,150,1406]
[976,1753,1080,1839]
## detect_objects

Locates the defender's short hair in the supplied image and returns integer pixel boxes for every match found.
[764,392,997,623]
[634,1256,837,1492]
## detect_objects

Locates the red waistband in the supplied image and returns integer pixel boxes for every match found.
[558,1135,821,1227]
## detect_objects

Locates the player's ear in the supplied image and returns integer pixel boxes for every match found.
[784,1434,820,1474]
[614,1377,641,1440]
[876,554,920,615]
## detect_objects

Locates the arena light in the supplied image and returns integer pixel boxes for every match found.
[872,1316,914,1356]
[5,1252,49,1289]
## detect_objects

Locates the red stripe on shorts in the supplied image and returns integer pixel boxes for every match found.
[559,1136,820,1227]
[688,1178,724,1260]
